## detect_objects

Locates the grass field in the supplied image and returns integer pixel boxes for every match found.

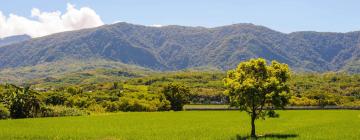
[184,104,230,109]
[0,110,359,140]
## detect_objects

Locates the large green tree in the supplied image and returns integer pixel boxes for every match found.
[224,58,290,137]
[162,83,190,111]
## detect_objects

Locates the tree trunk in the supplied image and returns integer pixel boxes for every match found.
[251,113,256,137]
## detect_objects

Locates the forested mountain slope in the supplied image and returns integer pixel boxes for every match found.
[0,22,359,72]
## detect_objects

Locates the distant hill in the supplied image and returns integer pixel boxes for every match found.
[0,22,359,74]
[0,35,31,47]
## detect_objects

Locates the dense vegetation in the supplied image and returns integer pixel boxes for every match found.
[0,68,359,119]
[289,72,360,106]
[0,110,359,140]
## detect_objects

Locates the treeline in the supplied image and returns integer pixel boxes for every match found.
[289,73,360,106]
[125,72,360,106]
[1,71,360,119]
[0,82,190,119]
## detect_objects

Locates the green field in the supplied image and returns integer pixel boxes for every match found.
[0,110,359,140]
[184,104,230,109]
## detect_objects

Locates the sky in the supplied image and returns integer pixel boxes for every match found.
[1,0,360,38]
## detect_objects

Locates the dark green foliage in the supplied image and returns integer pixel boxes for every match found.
[162,83,191,111]
[0,103,10,119]
[44,92,70,105]
[5,85,41,118]
[267,110,279,118]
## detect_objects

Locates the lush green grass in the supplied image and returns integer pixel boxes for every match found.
[184,104,229,109]
[0,110,359,140]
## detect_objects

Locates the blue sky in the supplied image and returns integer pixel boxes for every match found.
[1,0,360,34]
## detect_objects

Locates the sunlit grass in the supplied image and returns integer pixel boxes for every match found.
[184,104,229,109]
[0,110,359,140]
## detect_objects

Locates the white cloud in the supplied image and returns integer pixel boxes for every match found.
[112,20,123,24]
[149,24,164,27]
[0,3,104,38]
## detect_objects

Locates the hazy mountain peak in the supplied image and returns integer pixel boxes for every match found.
[0,34,31,47]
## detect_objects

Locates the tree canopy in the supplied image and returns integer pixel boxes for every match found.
[224,58,291,137]
[162,83,190,111]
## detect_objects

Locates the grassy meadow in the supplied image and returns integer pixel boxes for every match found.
[0,110,359,140]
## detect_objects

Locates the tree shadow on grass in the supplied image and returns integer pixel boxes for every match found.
[235,133,298,140]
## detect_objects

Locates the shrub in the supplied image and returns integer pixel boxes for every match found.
[65,95,89,108]
[103,101,122,112]
[45,92,70,105]
[118,97,155,112]
[41,105,87,117]
[0,103,10,119]
[289,96,317,106]
[157,98,171,111]
[267,110,280,118]
[87,104,106,113]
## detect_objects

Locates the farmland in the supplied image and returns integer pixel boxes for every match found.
[0,110,359,140]
[0,61,360,139]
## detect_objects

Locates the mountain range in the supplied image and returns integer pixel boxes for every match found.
[0,22,359,76]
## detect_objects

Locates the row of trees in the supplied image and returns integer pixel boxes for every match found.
[0,82,191,119]
[125,70,360,106]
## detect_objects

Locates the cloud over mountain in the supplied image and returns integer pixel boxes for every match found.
[0,3,104,38]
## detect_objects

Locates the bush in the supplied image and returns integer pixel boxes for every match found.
[267,110,279,118]
[65,95,89,108]
[45,92,70,105]
[118,97,157,112]
[289,96,317,106]
[87,104,106,113]
[41,105,87,117]
[158,99,171,111]
[103,101,122,112]
[102,96,170,112]
[0,103,10,119]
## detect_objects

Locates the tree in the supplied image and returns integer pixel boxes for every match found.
[224,58,290,137]
[5,85,41,118]
[162,83,190,111]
